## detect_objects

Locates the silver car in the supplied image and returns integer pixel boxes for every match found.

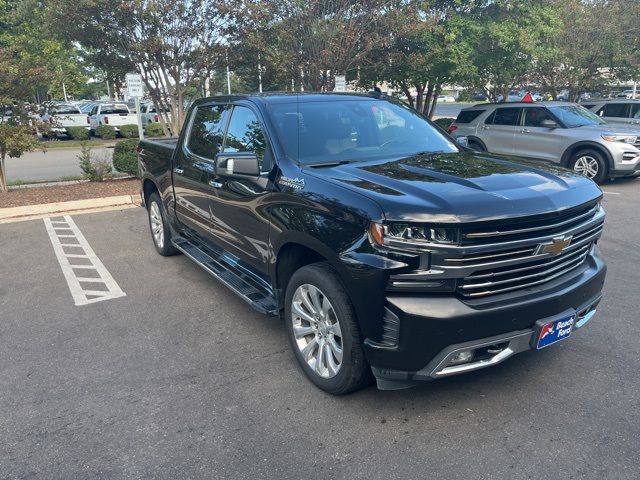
[448,101,640,184]
[582,100,640,127]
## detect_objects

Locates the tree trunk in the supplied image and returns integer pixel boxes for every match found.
[427,84,442,119]
[400,82,414,108]
[0,153,7,193]
[415,84,425,113]
[423,83,435,116]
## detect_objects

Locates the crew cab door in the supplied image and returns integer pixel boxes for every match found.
[206,103,274,273]
[479,107,521,155]
[513,106,566,163]
[173,103,229,239]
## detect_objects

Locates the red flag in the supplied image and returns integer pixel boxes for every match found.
[522,92,534,103]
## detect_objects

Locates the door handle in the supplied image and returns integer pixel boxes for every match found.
[481,125,489,130]
[520,128,531,133]
[173,168,184,175]
[209,180,223,188]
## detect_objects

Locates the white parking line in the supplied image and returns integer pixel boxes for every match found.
[43,215,126,306]
[602,191,621,195]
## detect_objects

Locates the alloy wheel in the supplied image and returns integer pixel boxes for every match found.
[573,155,599,179]
[291,284,343,379]
[149,201,165,249]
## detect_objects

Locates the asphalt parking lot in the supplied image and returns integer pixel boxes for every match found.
[1,178,639,480]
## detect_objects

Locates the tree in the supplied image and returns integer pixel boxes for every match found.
[460,0,560,102]
[230,0,389,92]
[534,0,640,101]
[359,0,472,118]
[48,0,230,134]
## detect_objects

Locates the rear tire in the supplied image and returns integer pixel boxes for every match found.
[147,192,179,256]
[569,149,608,184]
[468,139,485,152]
[284,262,372,395]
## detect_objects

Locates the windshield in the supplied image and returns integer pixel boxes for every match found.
[269,99,458,165]
[548,105,605,128]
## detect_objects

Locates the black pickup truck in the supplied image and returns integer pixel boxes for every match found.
[138,93,606,394]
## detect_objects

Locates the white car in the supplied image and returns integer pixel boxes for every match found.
[88,103,138,135]
[437,95,457,103]
[617,90,639,99]
[41,103,90,137]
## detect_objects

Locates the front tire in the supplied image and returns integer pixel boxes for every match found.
[284,263,372,395]
[147,192,178,256]
[569,149,608,184]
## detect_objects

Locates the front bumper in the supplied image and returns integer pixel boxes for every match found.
[610,143,640,176]
[364,246,606,389]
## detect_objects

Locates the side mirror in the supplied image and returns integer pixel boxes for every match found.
[456,136,469,148]
[540,119,559,129]
[216,153,260,176]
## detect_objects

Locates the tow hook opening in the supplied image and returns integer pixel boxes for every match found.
[576,301,599,329]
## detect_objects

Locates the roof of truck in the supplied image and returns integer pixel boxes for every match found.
[194,92,388,106]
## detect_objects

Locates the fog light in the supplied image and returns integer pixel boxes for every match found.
[449,350,474,365]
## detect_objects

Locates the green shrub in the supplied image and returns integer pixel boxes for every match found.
[77,143,113,181]
[112,138,140,176]
[144,122,164,137]
[432,117,456,131]
[66,126,90,140]
[119,124,139,138]
[96,124,116,139]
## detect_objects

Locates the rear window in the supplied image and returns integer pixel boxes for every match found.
[631,104,640,119]
[101,104,130,114]
[51,105,81,115]
[598,103,629,118]
[455,110,484,123]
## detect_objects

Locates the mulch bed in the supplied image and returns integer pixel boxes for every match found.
[0,178,140,208]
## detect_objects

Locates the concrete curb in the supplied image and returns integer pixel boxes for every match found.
[0,195,141,224]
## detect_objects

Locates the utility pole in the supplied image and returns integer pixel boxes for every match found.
[60,66,68,102]
[226,51,232,95]
[258,54,263,93]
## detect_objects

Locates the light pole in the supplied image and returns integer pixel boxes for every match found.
[226,51,231,95]
[258,54,263,93]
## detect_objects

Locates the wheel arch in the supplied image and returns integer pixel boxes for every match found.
[467,135,487,151]
[141,176,159,208]
[561,142,613,171]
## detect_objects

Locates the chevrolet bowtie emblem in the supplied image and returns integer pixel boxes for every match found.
[536,236,572,256]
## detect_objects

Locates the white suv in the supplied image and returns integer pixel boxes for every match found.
[448,101,640,184]
[582,100,640,127]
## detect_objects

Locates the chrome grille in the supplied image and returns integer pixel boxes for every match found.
[461,203,598,246]
[459,243,592,298]
[450,206,604,298]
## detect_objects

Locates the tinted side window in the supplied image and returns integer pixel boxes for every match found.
[224,106,270,171]
[455,110,484,123]
[492,108,521,126]
[601,103,629,118]
[631,104,640,119]
[522,107,554,127]
[189,104,228,159]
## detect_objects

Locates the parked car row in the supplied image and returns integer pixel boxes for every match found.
[33,100,170,138]
[448,100,640,184]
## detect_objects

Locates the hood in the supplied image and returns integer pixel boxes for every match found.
[577,123,640,135]
[304,152,602,223]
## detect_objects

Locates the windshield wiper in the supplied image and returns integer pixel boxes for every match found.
[306,160,355,168]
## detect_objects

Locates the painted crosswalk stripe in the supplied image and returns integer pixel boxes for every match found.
[44,215,126,306]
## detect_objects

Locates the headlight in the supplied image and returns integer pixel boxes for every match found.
[601,134,637,144]
[369,222,459,247]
